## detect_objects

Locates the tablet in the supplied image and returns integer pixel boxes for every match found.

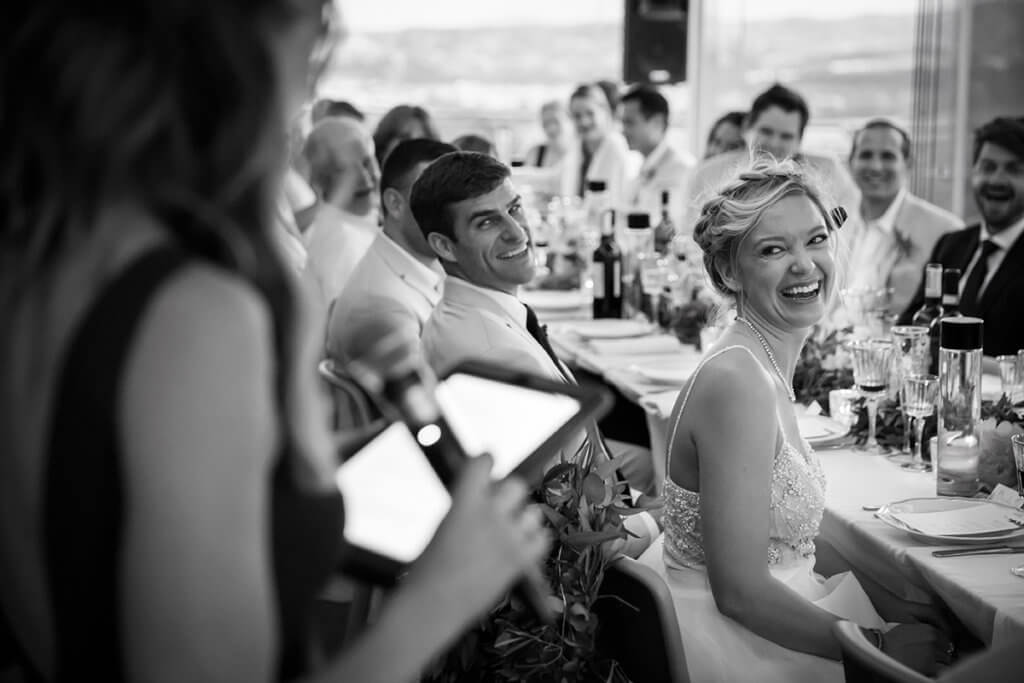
[334,361,612,584]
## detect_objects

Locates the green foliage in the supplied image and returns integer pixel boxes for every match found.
[423,447,648,682]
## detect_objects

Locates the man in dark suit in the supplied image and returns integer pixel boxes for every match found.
[899,117,1024,357]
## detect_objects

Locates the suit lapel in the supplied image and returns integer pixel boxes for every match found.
[979,227,1024,314]
[952,225,981,273]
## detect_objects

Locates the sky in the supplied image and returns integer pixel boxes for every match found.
[340,0,915,33]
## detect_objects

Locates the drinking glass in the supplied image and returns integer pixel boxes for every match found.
[850,338,896,454]
[828,388,859,431]
[902,374,939,471]
[840,287,876,336]
[997,353,1023,404]
[891,326,930,454]
[1012,433,1024,497]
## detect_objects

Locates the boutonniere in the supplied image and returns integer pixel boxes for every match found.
[892,226,914,259]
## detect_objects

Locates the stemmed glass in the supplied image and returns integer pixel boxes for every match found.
[902,374,939,471]
[891,326,930,457]
[850,338,896,454]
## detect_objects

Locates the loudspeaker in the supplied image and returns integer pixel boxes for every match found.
[623,0,689,85]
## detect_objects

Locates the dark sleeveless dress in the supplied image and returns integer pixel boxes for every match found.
[43,247,344,681]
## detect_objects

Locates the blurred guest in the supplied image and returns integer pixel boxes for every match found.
[639,159,949,682]
[301,117,381,303]
[843,119,963,314]
[327,139,457,363]
[524,100,570,168]
[413,152,661,555]
[620,84,692,231]
[452,133,498,157]
[704,111,746,159]
[596,79,622,118]
[683,84,858,234]
[0,2,547,682]
[899,116,1024,357]
[372,104,441,166]
[561,83,638,205]
[311,98,365,124]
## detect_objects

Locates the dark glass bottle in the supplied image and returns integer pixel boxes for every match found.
[592,210,622,319]
[654,190,674,254]
[928,268,963,374]
[911,263,944,328]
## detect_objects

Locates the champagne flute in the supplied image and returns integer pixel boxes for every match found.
[902,374,939,471]
[850,338,896,454]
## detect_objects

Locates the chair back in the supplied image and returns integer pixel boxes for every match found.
[317,358,380,431]
[594,556,689,683]
[833,621,931,683]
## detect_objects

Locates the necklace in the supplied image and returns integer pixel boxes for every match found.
[735,316,797,403]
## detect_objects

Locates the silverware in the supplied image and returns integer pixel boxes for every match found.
[932,545,1024,558]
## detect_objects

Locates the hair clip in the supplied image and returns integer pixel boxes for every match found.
[829,206,848,229]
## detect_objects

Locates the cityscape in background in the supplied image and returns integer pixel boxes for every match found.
[321,3,916,161]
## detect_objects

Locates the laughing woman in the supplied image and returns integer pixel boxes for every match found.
[637,160,949,682]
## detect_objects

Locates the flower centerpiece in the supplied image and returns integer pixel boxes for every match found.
[792,325,856,409]
[978,395,1024,490]
[424,445,655,682]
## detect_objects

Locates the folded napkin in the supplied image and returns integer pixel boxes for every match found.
[889,503,1024,537]
[588,335,685,356]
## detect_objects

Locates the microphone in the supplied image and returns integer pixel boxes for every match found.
[345,322,554,624]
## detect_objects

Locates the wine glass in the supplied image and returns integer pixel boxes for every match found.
[891,326,930,456]
[850,338,896,454]
[902,374,939,471]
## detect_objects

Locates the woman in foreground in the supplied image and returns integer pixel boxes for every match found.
[0,2,546,681]
[638,160,950,681]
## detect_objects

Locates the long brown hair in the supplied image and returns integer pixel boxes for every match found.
[1,0,331,454]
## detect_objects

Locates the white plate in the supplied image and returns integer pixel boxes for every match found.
[797,414,849,445]
[564,319,655,340]
[519,289,586,311]
[630,357,702,385]
[875,497,1024,546]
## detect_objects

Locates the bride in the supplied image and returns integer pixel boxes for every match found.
[638,160,949,681]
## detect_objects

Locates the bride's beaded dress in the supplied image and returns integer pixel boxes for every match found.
[639,346,885,682]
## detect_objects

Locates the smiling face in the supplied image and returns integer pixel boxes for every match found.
[569,92,611,147]
[732,193,834,330]
[972,142,1024,233]
[850,126,908,205]
[434,178,536,294]
[748,106,803,160]
[620,100,663,156]
[330,130,380,216]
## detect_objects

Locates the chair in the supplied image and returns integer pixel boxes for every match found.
[317,358,381,431]
[594,556,690,683]
[833,621,931,683]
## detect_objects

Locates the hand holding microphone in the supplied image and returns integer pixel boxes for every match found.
[346,323,555,624]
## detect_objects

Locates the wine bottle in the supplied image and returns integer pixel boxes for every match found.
[928,268,963,374]
[911,263,944,327]
[654,190,675,254]
[592,210,623,319]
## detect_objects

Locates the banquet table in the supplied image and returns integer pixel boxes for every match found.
[540,311,1024,649]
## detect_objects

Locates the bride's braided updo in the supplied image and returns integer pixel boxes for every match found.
[692,158,843,301]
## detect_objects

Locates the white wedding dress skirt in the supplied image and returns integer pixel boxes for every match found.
[638,535,886,683]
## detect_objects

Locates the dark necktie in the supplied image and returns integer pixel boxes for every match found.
[524,305,566,379]
[960,239,1000,315]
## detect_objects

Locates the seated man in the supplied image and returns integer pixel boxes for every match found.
[301,117,381,303]
[842,119,963,314]
[327,139,457,364]
[899,116,1024,358]
[412,151,659,558]
[682,83,859,234]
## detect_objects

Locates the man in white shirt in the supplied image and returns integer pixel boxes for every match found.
[843,119,963,314]
[899,116,1024,357]
[620,84,692,234]
[326,139,456,363]
[413,151,660,557]
[301,117,381,304]
[683,84,859,234]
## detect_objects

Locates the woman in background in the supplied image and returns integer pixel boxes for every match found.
[372,104,441,166]
[704,110,747,160]
[525,100,570,168]
[560,82,636,206]
[0,2,547,681]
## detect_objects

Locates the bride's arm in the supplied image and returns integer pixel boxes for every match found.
[691,350,843,660]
